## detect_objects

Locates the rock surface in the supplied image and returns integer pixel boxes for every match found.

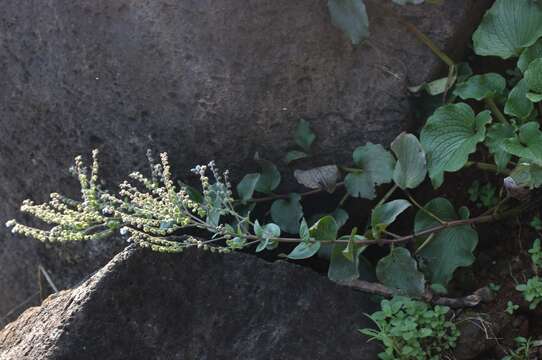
[0,0,491,321]
[0,246,381,359]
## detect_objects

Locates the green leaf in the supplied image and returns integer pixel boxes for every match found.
[371,200,411,239]
[310,215,339,241]
[299,218,310,241]
[285,150,309,164]
[295,119,316,152]
[510,161,542,189]
[327,0,369,45]
[420,103,491,186]
[236,173,261,202]
[518,39,542,72]
[473,0,542,59]
[505,79,534,120]
[328,237,366,282]
[453,73,506,101]
[287,241,321,260]
[331,208,349,229]
[294,165,340,193]
[345,143,396,199]
[376,247,426,297]
[408,77,453,96]
[503,122,542,164]
[485,123,516,172]
[288,216,338,260]
[415,198,478,286]
[391,132,427,189]
[254,221,281,253]
[527,92,542,102]
[525,58,542,98]
[254,155,281,194]
[271,193,303,234]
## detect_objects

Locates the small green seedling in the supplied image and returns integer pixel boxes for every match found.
[489,283,501,292]
[360,296,459,360]
[468,180,498,209]
[505,301,519,315]
[531,216,542,231]
[502,337,541,360]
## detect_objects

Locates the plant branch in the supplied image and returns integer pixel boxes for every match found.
[485,98,509,125]
[465,161,509,174]
[342,279,493,308]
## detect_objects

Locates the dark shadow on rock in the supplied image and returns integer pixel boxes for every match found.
[0,246,381,359]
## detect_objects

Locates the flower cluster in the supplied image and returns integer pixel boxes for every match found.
[5,150,240,254]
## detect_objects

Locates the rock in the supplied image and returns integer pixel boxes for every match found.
[0,0,491,321]
[0,246,381,359]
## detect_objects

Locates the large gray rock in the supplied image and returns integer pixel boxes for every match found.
[0,246,381,359]
[0,0,491,321]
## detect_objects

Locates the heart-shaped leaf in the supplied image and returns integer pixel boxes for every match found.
[254,155,281,194]
[420,103,491,187]
[271,193,303,234]
[327,0,369,45]
[371,199,411,239]
[485,123,516,172]
[415,198,478,286]
[237,173,261,202]
[473,0,542,59]
[525,58,542,100]
[505,79,534,120]
[518,38,542,73]
[453,73,506,100]
[345,143,395,199]
[391,133,427,189]
[503,122,542,164]
[328,236,367,283]
[376,247,426,297]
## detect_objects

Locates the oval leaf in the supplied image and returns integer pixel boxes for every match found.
[237,173,261,202]
[345,143,395,199]
[376,247,426,297]
[328,238,366,283]
[391,132,427,189]
[371,199,411,239]
[453,73,506,101]
[294,165,340,193]
[271,193,303,234]
[505,79,534,120]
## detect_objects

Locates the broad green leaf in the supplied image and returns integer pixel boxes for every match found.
[518,39,542,72]
[525,58,542,98]
[415,198,478,286]
[331,208,349,229]
[453,73,506,101]
[271,193,303,234]
[254,221,281,253]
[391,133,427,189]
[285,150,309,164]
[345,143,395,199]
[287,241,321,260]
[505,79,534,120]
[328,237,366,282]
[371,199,411,239]
[310,215,339,242]
[236,173,261,202]
[327,0,369,45]
[485,123,516,172]
[295,119,316,152]
[527,92,542,102]
[376,247,426,297]
[503,122,542,164]
[420,103,491,186]
[510,160,542,189]
[254,156,281,194]
[473,0,542,59]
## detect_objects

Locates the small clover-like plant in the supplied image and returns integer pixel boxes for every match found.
[516,277,542,310]
[506,301,519,315]
[502,337,540,360]
[360,296,459,360]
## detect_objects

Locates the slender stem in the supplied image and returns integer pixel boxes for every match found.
[400,21,455,67]
[376,184,399,208]
[485,98,509,125]
[405,190,445,225]
[465,161,511,175]
[245,204,527,246]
